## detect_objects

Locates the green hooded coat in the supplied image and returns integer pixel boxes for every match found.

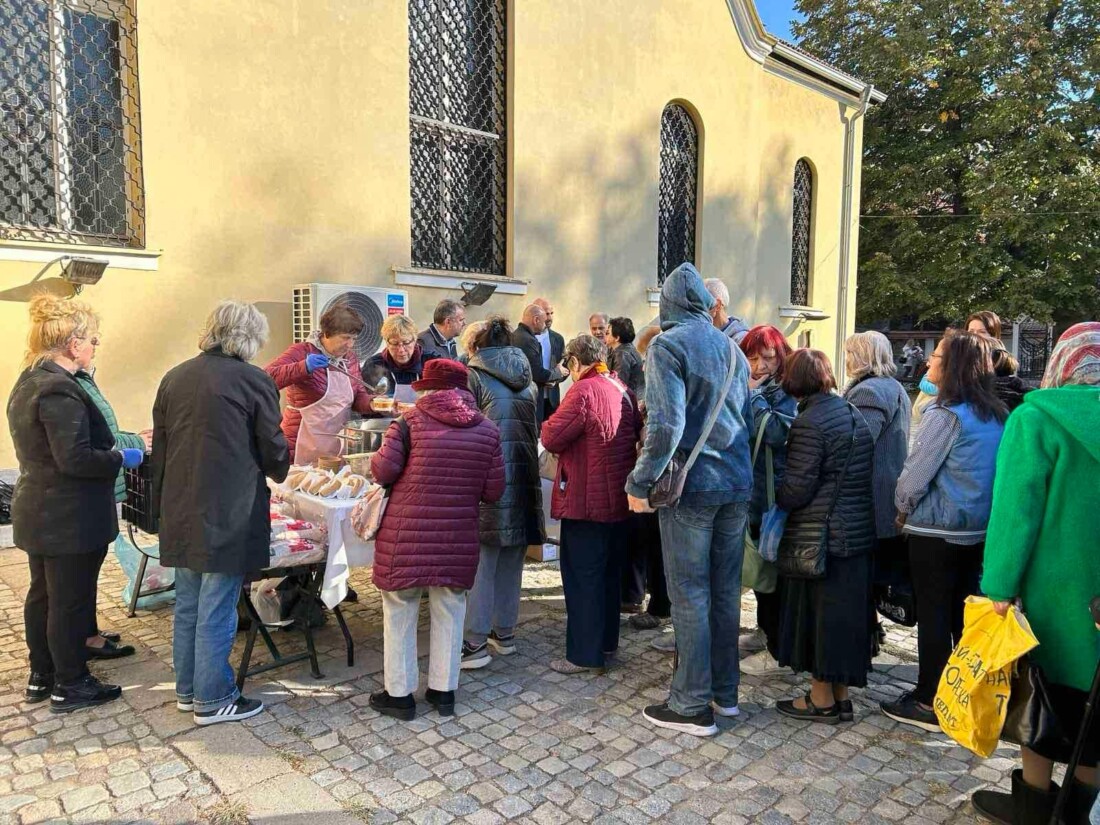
[74,371,144,503]
[981,385,1100,691]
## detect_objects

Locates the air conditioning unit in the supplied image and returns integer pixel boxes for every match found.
[292,284,409,364]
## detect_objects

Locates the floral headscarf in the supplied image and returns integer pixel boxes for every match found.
[1040,322,1100,388]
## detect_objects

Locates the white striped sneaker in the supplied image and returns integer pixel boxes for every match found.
[177,700,194,712]
[194,697,264,726]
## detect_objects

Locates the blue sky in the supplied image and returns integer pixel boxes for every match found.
[754,0,804,41]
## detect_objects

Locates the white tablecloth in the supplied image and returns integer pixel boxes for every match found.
[270,484,374,608]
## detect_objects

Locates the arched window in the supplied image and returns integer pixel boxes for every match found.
[408,0,506,275]
[657,104,699,285]
[790,159,814,306]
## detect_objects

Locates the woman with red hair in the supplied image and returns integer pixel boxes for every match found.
[737,325,796,675]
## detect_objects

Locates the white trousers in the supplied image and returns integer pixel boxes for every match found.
[381,587,467,696]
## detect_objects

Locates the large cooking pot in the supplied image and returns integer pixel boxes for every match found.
[337,418,391,454]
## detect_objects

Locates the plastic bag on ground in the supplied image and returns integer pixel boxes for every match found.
[113,531,175,610]
[934,596,1039,757]
[251,577,292,627]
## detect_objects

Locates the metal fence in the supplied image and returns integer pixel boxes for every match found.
[0,0,144,248]
[408,0,506,276]
[790,158,813,306]
[657,104,698,285]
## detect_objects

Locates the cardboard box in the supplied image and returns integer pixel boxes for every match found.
[0,524,13,549]
[526,543,559,563]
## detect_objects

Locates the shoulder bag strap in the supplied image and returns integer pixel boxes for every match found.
[765,445,776,509]
[682,338,740,477]
[824,403,858,527]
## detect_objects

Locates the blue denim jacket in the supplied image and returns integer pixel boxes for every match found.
[626,264,753,506]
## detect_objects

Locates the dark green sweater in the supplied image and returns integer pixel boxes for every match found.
[981,385,1100,691]
[74,371,144,503]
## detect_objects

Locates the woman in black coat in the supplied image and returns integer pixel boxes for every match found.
[7,296,145,713]
[460,317,544,668]
[152,301,289,725]
[773,349,875,725]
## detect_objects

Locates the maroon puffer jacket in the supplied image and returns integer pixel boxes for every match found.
[370,388,505,591]
[541,368,641,522]
[265,341,376,460]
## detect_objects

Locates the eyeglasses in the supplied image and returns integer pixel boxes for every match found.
[387,339,416,350]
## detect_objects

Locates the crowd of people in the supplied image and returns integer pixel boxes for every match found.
[6,266,1099,822]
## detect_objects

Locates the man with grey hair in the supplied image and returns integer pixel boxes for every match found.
[152,301,289,726]
[533,297,565,417]
[417,299,467,361]
[703,279,750,343]
[513,303,567,424]
[589,313,610,344]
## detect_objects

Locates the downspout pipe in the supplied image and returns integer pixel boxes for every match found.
[835,85,874,377]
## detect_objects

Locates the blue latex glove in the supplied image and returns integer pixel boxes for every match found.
[305,353,330,373]
[119,448,144,469]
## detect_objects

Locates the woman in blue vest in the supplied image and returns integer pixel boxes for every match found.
[881,331,1007,731]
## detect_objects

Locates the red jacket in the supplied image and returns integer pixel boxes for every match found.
[370,388,505,591]
[541,369,641,523]
[265,341,375,459]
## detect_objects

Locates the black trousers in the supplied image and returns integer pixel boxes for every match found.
[755,588,781,654]
[909,535,984,704]
[622,515,648,606]
[623,512,670,617]
[25,547,106,683]
[560,519,625,667]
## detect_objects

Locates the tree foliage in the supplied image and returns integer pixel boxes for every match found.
[793,0,1100,326]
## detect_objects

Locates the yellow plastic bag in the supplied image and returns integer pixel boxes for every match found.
[933,596,1039,757]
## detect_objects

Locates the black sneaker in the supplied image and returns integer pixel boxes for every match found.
[369,690,415,721]
[425,688,455,717]
[487,631,516,656]
[50,675,122,714]
[880,691,939,732]
[25,672,54,704]
[642,702,718,737]
[460,641,492,670]
[194,696,264,726]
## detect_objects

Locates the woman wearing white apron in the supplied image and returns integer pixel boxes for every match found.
[266,303,380,465]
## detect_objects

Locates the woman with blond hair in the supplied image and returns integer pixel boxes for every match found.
[8,295,144,713]
[364,315,428,395]
[457,320,487,365]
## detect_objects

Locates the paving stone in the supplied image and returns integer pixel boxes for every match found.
[60,784,109,814]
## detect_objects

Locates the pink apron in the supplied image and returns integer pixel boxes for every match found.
[290,358,354,465]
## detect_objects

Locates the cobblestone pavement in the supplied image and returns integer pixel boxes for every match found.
[0,545,1019,825]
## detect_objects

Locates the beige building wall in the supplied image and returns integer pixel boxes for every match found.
[0,0,874,466]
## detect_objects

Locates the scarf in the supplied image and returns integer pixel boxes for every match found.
[1041,322,1100,388]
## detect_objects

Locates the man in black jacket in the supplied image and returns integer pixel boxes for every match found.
[416,299,466,361]
[533,298,566,417]
[153,301,289,727]
[512,303,567,425]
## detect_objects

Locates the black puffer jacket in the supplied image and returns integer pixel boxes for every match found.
[994,373,1031,412]
[7,362,122,556]
[467,347,545,548]
[776,392,874,559]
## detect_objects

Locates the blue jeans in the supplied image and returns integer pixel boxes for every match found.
[173,569,245,712]
[659,501,748,716]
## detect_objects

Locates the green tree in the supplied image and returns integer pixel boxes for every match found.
[793,0,1100,326]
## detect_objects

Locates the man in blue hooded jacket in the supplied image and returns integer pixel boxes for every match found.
[626,263,753,737]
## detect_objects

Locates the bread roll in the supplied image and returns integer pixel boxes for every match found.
[318,478,343,498]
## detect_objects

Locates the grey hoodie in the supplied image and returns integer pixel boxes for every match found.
[626,264,753,506]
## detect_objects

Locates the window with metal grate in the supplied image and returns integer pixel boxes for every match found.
[408,0,506,276]
[790,159,814,306]
[0,0,144,248]
[657,104,699,286]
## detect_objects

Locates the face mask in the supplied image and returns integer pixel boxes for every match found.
[919,375,938,397]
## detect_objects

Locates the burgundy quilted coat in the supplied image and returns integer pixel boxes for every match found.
[370,388,505,591]
[540,369,642,523]
[265,341,376,460]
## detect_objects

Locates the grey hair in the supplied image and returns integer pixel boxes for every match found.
[564,333,608,367]
[844,330,896,379]
[198,301,270,362]
[588,312,610,325]
[433,299,463,326]
[704,278,730,308]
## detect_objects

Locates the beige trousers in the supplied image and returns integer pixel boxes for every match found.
[381,587,466,696]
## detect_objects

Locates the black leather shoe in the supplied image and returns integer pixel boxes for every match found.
[86,639,136,660]
[99,630,121,643]
[25,672,54,704]
[838,699,854,722]
[50,675,122,714]
[424,688,455,717]
[342,587,359,604]
[972,769,1059,825]
[369,690,415,721]
[776,693,840,725]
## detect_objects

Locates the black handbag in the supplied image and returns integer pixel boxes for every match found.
[875,583,918,627]
[777,404,858,580]
[1001,656,1075,763]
